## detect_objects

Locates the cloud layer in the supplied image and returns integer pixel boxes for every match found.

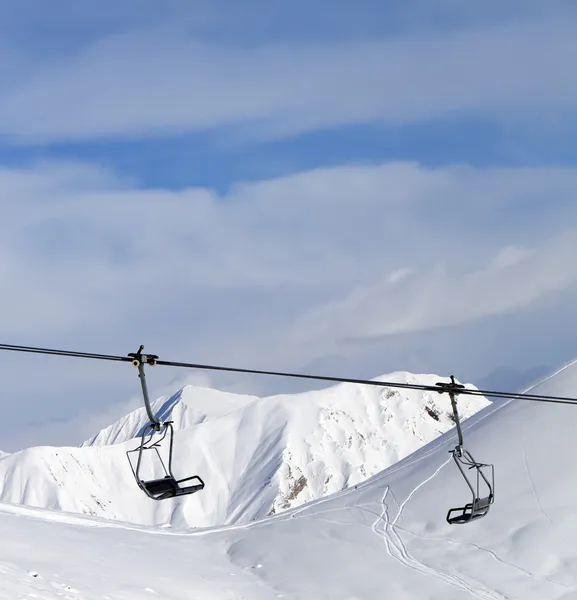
[0,17,576,143]
[1,159,577,452]
[3,160,577,344]
[292,233,577,350]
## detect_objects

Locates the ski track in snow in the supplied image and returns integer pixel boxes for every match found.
[390,522,575,593]
[391,457,451,526]
[354,394,577,600]
[368,468,508,600]
[521,442,556,529]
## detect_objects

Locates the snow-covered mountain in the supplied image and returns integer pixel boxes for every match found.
[0,372,489,528]
[2,360,577,599]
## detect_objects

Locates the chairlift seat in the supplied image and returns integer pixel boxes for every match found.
[142,476,178,498]
[446,495,493,525]
[127,420,206,501]
[140,474,205,501]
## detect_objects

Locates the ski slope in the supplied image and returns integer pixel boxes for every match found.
[1,360,577,599]
[0,373,488,528]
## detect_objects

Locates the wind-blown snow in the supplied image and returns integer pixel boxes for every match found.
[2,360,577,598]
[0,372,488,528]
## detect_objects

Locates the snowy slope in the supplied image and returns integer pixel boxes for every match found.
[0,372,488,528]
[2,360,577,599]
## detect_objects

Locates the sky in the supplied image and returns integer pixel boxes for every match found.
[1,0,577,451]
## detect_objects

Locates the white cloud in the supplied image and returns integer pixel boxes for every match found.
[0,17,575,143]
[387,268,414,284]
[2,160,577,340]
[290,231,577,350]
[490,245,533,269]
[1,158,577,449]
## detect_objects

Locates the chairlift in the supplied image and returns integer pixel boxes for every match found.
[436,376,494,525]
[446,447,494,524]
[125,346,205,501]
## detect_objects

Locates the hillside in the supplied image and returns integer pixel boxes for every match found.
[0,372,489,528]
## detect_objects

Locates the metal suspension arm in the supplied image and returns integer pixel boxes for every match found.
[436,375,465,451]
[128,345,161,430]
[449,390,464,449]
[137,361,159,428]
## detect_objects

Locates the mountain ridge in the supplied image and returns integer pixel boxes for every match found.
[0,371,490,529]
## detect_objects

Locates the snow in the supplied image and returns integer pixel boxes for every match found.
[2,359,577,598]
[0,373,488,528]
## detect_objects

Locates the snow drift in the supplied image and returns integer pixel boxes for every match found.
[0,372,489,528]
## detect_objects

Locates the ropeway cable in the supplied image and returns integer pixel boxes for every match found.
[1,341,577,407]
[0,342,129,363]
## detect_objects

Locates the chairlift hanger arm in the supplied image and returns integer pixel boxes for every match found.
[128,345,161,429]
[435,375,466,449]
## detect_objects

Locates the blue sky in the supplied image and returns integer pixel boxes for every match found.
[1,0,577,451]
[6,114,577,194]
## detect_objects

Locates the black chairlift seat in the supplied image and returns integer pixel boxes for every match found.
[447,496,492,525]
[140,474,205,501]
